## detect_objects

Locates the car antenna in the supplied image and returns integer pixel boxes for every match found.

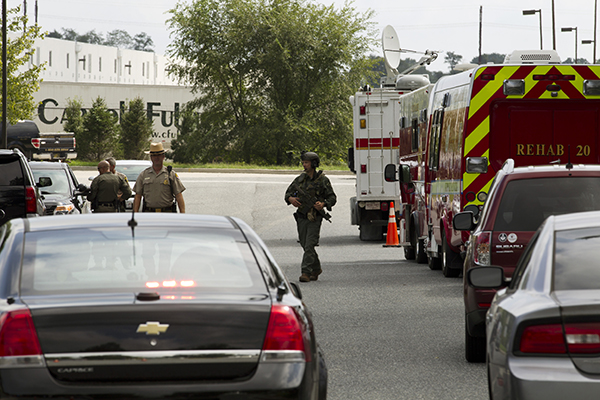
[566,145,573,170]
[128,209,138,266]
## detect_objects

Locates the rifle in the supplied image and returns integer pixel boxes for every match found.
[293,183,332,223]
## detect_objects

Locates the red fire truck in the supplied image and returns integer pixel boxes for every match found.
[387,50,600,276]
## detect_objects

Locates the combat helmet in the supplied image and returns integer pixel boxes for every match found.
[301,151,320,169]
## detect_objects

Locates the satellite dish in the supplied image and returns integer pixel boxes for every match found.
[382,25,401,75]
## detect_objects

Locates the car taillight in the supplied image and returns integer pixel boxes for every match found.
[519,324,567,354]
[25,186,37,213]
[31,138,41,149]
[73,137,76,149]
[473,231,491,266]
[263,305,310,361]
[565,323,600,354]
[0,309,42,357]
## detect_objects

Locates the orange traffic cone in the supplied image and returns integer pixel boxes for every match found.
[383,201,400,247]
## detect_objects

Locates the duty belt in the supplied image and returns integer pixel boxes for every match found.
[144,205,174,212]
[98,202,115,207]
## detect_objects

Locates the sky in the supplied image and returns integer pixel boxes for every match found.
[11,0,600,72]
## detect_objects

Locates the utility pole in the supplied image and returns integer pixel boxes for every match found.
[2,0,7,149]
[479,6,482,64]
[552,0,556,50]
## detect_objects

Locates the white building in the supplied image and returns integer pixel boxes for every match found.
[24,35,195,145]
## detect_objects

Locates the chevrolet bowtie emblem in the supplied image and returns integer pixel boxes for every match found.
[136,321,169,335]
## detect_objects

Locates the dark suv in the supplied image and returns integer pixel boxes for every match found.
[29,161,90,215]
[454,159,600,363]
[0,149,48,225]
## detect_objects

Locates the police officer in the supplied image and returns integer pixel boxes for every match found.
[133,143,186,213]
[105,157,129,212]
[88,160,132,213]
[285,152,336,282]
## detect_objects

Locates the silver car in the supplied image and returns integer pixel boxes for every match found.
[468,210,600,399]
[115,159,152,209]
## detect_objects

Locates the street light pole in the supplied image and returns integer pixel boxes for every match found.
[523,9,543,49]
[562,27,579,63]
[2,0,7,149]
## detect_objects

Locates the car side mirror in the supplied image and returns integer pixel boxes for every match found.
[384,164,397,182]
[453,211,476,231]
[467,266,506,289]
[37,176,53,188]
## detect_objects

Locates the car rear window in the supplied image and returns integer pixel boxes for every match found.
[0,156,24,186]
[554,227,600,290]
[20,227,266,295]
[32,169,70,194]
[494,177,600,232]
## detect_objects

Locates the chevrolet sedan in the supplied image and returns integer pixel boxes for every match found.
[468,210,600,399]
[0,213,326,399]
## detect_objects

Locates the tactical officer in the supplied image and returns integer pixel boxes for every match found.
[88,160,132,213]
[133,143,186,213]
[105,157,129,212]
[285,152,336,282]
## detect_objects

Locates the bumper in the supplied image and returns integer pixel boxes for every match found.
[32,152,77,161]
[0,360,315,399]
[491,356,600,399]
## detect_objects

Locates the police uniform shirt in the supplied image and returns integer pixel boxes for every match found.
[133,166,186,209]
[88,172,131,204]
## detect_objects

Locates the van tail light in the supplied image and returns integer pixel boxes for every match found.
[73,137,76,149]
[0,309,42,357]
[473,231,491,266]
[31,138,41,149]
[262,305,310,362]
[381,202,389,212]
[25,186,37,213]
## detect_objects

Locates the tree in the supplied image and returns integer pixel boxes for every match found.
[169,103,203,164]
[470,53,505,65]
[133,33,154,52]
[2,6,45,124]
[78,30,104,45]
[80,97,120,161]
[104,30,133,48]
[120,97,153,159]
[444,51,463,72]
[167,0,376,165]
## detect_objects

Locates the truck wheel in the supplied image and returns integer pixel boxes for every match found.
[442,230,461,278]
[428,253,441,270]
[404,246,416,260]
[416,238,427,264]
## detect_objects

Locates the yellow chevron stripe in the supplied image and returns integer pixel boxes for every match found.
[469,66,520,118]
[464,116,489,156]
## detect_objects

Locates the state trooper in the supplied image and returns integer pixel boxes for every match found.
[88,160,132,213]
[133,143,186,213]
[285,151,337,282]
[105,157,129,212]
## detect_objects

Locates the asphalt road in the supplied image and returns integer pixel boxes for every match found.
[75,169,488,399]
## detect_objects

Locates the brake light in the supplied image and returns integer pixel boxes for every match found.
[262,305,310,361]
[31,138,41,149]
[519,324,566,354]
[0,310,42,357]
[473,231,491,266]
[381,202,389,212]
[73,137,76,149]
[25,186,37,213]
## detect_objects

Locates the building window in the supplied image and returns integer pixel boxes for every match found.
[114,59,117,74]
[142,62,145,77]
[88,54,92,72]
[66,53,69,69]
[49,51,52,67]
[99,57,102,72]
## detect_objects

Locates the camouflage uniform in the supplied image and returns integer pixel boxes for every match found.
[88,172,131,213]
[285,170,337,277]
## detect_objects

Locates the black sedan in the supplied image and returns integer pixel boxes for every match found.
[0,213,327,399]
[29,161,90,214]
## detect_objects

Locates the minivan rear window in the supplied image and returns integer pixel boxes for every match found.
[494,177,600,232]
[0,157,24,186]
[554,227,600,290]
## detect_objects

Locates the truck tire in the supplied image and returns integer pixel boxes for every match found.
[404,246,416,260]
[416,238,427,264]
[428,231,441,270]
[442,230,461,278]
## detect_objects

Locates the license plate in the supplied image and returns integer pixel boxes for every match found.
[53,153,61,159]
[365,201,380,210]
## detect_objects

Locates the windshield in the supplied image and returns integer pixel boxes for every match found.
[494,177,600,232]
[554,227,600,290]
[20,227,266,295]
[32,169,71,194]
[115,164,149,181]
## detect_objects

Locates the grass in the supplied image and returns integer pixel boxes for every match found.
[68,160,350,171]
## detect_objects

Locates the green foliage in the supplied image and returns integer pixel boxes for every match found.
[46,28,154,51]
[63,97,86,156]
[167,0,376,165]
[80,97,121,161]
[2,6,45,124]
[470,53,506,65]
[444,51,463,71]
[120,97,153,159]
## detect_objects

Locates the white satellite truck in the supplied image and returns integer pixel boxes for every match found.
[348,25,437,240]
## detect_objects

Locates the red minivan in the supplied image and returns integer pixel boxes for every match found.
[454,159,600,362]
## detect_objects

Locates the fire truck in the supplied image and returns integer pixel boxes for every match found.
[387,49,600,276]
[348,25,437,240]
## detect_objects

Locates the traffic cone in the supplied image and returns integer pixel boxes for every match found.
[383,202,401,247]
